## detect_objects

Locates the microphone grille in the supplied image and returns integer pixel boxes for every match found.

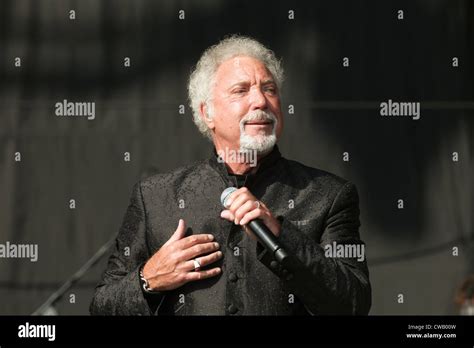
[220,187,237,208]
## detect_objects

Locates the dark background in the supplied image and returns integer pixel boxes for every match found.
[0,0,472,315]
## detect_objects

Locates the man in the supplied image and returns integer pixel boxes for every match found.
[90,35,371,315]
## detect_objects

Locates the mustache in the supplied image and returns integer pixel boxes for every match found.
[241,110,277,124]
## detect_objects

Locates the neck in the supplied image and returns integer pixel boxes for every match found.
[226,161,258,175]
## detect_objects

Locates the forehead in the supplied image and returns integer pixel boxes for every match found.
[214,56,274,86]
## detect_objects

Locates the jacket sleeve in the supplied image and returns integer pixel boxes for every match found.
[89,182,165,315]
[257,181,371,315]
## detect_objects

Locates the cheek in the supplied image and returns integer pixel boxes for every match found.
[214,102,247,137]
[231,100,249,117]
[275,119,283,138]
[216,98,247,116]
[269,99,283,132]
[226,101,248,124]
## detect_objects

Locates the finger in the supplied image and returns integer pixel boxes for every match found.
[164,219,187,246]
[239,208,264,226]
[225,187,249,207]
[182,250,223,271]
[179,241,220,261]
[220,209,234,221]
[228,192,253,215]
[175,233,215,250]
[234,200,258,225]
[185,267,222,282]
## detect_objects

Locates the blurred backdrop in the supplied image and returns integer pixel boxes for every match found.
[0,0,472,315]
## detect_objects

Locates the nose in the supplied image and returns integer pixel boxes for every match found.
[249,86,267,111]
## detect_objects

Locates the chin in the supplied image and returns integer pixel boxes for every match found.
[239,134,277,155]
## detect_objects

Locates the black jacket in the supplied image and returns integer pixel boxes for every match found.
[90,146,371,315]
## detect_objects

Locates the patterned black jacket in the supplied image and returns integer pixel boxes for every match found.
[90,146,371,315]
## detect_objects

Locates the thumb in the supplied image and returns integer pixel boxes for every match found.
[164,219,187,245]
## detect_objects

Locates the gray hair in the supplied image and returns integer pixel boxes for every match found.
[187,35,284,140]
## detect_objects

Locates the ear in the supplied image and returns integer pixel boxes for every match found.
[199,102,215,131]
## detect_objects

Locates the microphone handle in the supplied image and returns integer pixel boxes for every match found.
[247,220,290,265]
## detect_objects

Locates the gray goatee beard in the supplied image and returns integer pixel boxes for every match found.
[239,110,278,156]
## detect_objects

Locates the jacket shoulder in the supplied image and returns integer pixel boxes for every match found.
[281,158,356,196]
[280,158,360,223]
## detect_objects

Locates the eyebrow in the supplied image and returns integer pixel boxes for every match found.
[228,81,249,89]
[261,79,276,86]
[228,79,276,89]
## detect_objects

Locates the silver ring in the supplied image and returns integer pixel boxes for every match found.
[193,258,201,271]
[255,201,261,209]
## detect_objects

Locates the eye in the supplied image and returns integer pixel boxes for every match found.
[233,89,247,94]
[264,86,276,95]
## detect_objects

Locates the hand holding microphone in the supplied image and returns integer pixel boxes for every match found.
[220,187,289,264]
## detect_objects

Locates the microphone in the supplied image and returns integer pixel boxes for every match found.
[220,187,289,265]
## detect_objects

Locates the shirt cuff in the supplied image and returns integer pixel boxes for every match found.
[138,263,166,314]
